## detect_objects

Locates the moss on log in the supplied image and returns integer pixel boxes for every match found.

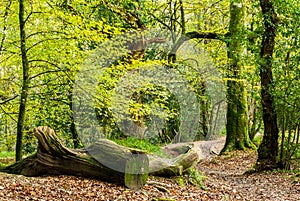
[1,126,199,189]
[148,146,199,176]
[1,126,148,190]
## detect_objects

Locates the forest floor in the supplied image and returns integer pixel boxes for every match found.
[0,148,299,200]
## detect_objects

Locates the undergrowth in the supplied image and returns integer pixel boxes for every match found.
[111,136,166,157]
[0,151,14,158]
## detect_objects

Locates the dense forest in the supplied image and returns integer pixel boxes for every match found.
[0,0,299,185]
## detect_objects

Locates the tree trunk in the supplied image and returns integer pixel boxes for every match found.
[221,0,255,152]
[256,0,279,170]
[1,126,198,189]
[194,80,209,141]
[68,92,80,148]
[200,81,208,138]
[149,146,199,177]
[16,0,30,162]
[248,100,261,142]
[5,126,148,190]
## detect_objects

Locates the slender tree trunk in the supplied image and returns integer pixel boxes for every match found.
[200,81,208,138]
[0,1,11,55]
[213,101,221,136]
[16,0,30,162]
[221,0,255,153]
[68,92,80,148]
[256,0,279,170]
[194,80,209,141]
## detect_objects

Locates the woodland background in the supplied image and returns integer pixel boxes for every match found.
[0,0,299,173]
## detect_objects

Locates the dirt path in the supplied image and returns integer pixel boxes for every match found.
[197,151,300,200]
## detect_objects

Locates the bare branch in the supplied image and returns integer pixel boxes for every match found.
[28,59,74,82]
[29,69,65,80]
[0,105,17,122]
[26,31,67,39]
[26,37,74,53]
[0,95,19,105]
[168,31,227,62]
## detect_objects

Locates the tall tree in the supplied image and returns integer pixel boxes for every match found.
[221,0,255,152]
[152,0,255,148]
[16,0,30,161]
[256,0,279,170]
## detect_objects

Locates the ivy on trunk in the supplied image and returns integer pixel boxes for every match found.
[256,0,279,170]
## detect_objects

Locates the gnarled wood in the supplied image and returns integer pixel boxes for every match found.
[1,126,198,189]
[2,126,148,190]
[149,147,199,177]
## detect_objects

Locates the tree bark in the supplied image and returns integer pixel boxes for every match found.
[256,0,279,170]
[1,126,198,189]
[4,126,148,190]
[221,0,255,152]
[68,92,80,148]
[16,0,30,162]
[200,81,208,138]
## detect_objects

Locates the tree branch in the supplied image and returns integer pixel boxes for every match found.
[0,104,17,123]
[102,1,145,29]
[30,69,65,80]
[26,31,66,39]
[168,31,227,62]
[28,59,74,82]
[26,37,74,53]
[0,95,19,105]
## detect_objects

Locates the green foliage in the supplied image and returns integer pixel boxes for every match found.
[91,60,181,141]
[0,0,116,153]
[176,177,185,187]
[111,136,166,156]
[0,151,14,167]
[0,0,298,174]
[0,0,226,155]
[186,167,206,189]
[174,167,206,189]
[0,151,14,158]
[271,0,300,170]
[278,131,300,170]
[253,133,263,147]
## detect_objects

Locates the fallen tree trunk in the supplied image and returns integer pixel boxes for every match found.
[1,126,198,189]
[148,146,199,177]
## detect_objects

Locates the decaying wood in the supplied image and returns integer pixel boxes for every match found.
[148,146,199,177]
[1,126,199,189]
[1,126,148,190]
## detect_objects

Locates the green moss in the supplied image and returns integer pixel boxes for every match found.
[125,156,148,190]
[111,137,166,157]
[176,177,185,187]
[186,167,206,189]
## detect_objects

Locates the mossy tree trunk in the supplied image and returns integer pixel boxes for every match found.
[221,0,256,153]
[168,2,256,151]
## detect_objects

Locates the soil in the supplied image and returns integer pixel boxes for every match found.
[0,140,299,201]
